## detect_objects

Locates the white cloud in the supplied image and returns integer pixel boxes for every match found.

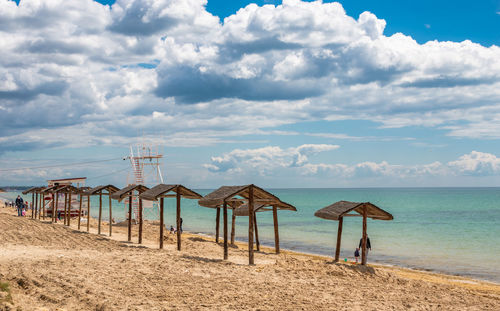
[0,0,500,163]
[205,147,500,181]
[204,144,339,175]
[448,151,500,176]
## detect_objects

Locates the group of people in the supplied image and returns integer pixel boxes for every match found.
[169,217,183,234]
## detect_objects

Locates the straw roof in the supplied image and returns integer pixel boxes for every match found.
[140,184,202,201]
[55,185,82,194]
[83,185,120,195]
[111,184,150,201]
[40,185,64,193]
[314,201,393,221]
[22,187,42,194]
[198,185,296,212]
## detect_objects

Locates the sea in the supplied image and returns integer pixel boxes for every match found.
[3,187,500,283]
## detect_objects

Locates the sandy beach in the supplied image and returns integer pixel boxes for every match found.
[1,204,499,311]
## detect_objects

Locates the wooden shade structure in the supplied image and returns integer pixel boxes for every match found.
[314,201,393,265]
[139,184,202,251]
[40,185,64,220]
[76,186,91,230]
[111,184,150,244]
[22,187,42,219]
[34,187,46,219]
[83,185,119,236]
[198,185,297,264]
[56,185,84,227]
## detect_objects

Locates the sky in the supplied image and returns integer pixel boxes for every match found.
[1,0,500,188]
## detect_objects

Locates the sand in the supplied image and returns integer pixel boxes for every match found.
[0,205,499,311]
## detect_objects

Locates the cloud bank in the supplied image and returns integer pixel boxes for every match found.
[0,0,500,149]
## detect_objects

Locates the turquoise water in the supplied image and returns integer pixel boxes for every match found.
[3,188,500,283]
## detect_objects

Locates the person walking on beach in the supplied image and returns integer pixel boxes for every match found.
[354,248,360,263]
[15,195,23,216]
[359,236,371,252]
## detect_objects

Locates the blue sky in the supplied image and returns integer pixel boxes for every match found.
[1,0,500,188]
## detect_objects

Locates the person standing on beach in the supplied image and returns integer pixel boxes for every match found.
[15,195,23,216]
[359,236,371,252]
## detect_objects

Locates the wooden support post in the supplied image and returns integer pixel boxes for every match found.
[42,194,46,220]
[64,192,68,225]
[53,193,58,223]
[98,191,102,235]
[176,189,181,251]
[78,194,83,230]
[215,207,220,243]
[127,192,132,242]
[248,185,254,265]
[87,195,90,232]
[34,193,38,219]
[230,210,236,245]
[39,193,43,220]
[159,197,164,249]
[272,205,280,254]
[334,216,343,262]
[108,192,112,236]
[31,193,35,219]
[253,212,260,251]
[68,192,72,226]
[361,205,368,265]
[138,198,143,244]
[223,202,228,260]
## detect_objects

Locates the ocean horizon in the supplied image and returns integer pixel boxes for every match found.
[3,187,500,283]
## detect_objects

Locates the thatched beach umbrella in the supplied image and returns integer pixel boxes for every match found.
[111,184,150,243]
[83,185,119,236]
[314,201,393,265]
[22,187,42,219]
[139,184,202,251]
[198,185,297,264]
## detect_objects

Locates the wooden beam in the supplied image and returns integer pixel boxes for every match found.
[272,205,280,254]
[253,212,260,252]
[87,195,90,232]
[53,193,58,223]
[361,205,368,265]
[334,216,343,262]
[98,191,102,235]
[63,192,67,225]
[215,207,220,243]
[108,191,112,236]
[159,197,164,249]
[176,189,181,251]
[138,198,143,244]
[39,193,43,220]
[248,185,254,265]
[34,193,38,219]
[223,202,228,260]
[42,194,46,220]
[68,192,72,226]
[31,193,34,219]
[78,194,83,230]
[230,210,236,245]
[127,193,132,242]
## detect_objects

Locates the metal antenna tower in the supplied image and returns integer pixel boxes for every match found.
[125,143,164,220]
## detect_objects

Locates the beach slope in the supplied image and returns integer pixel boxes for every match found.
[0,209,499,310]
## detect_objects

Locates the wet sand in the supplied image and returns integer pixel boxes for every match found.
[0,205,499,310]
